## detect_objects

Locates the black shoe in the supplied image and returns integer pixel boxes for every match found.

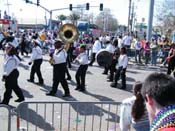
[15,98,25,102]
[79,88,86,92]
[75,87,80,90]
[27,79,34,83]
[107,79,113,82]
[102,72,108,75]
[66,77,72,81]
[62,94,70,97]
[110,82,117,88]
[36,81,44,85]
[46,92,55,96]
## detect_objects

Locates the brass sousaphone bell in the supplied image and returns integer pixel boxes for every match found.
[49,23,79,65]
[58,23,79,50]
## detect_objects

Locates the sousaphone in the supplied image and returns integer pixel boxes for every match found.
[49,23,79,65]
[58,23,79,50]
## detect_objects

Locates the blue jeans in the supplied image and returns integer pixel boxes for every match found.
[151,51,158,65]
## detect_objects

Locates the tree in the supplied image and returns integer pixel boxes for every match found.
[155,0,175,39]
[56,14,67,21]
[68,11,80,25]
[95,8,119,32]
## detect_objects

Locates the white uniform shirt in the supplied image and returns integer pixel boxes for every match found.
[53,48,67,64]
[3,55,20,76]
[105,43,115,53]
[92,40,102,53]
[120,96,150,131]
[134,41,142,50]
[123,35,132,46]
[75,52,89,65]
[30,46,43,61]
[118,38,124,49]
[117,54,128,69]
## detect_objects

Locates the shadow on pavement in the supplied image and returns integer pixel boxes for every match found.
[15,103,55,130]
[21,89,33,98]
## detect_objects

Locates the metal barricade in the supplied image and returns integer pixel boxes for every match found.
[0,104,12,131]
[16,101,122,131]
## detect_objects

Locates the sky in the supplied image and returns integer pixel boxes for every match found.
[0,0,153,25]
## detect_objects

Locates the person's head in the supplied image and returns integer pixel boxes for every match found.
[79,44,86,53]
[120,47,127,54]
[170,43,175,49]
[145,41,150,46]
[32,39,40,47]
[5,39,18,55]
[132,81,146,121]
[96,37,99,41]
[112,39,118,47]
[54,40,63,49]
[141,73,175,121]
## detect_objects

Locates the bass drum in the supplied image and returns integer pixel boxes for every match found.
[96,49,113,67]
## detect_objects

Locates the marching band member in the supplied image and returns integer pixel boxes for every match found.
[1,38,24,105]
[102,36,115,75]
[107,38,120,82]
[27,39,44,85]
[89,37,102,66]
[46,40,70,97]
[110,47,128,89]
[74,44,89,92]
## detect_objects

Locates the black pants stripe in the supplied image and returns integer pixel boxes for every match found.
[75,64,88,89]
[51,63,70,95]
[2,69,24,105]
[89,53,96,65]
[30,59,43,83]
[115,67,126,88]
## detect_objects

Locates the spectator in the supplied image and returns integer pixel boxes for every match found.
[144,41,151,65]
[150,39,159,66]
[134,37,142,64]
[141,73,175,131]
[120,81,150,131]
[167,43,175,78]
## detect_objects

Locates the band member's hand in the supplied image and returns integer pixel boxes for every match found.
[49,53,53,57]
[121,68,126,74]
[2,75,6,81]
[28,62,32,65]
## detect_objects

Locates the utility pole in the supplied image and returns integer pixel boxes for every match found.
[49,11,52,30]
[5,0,11,19]
[147,0,154,42]
[130,2,135,32]
[128,0,132,32]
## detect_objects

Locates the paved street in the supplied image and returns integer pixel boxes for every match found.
[0,50,168,131]
[0,50,167,107]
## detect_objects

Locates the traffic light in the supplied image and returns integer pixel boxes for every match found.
[26,0,29,3]
[100,3,103,11]
[86,3,89,10]
[37,0,40,6]
[69,4,72,11]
